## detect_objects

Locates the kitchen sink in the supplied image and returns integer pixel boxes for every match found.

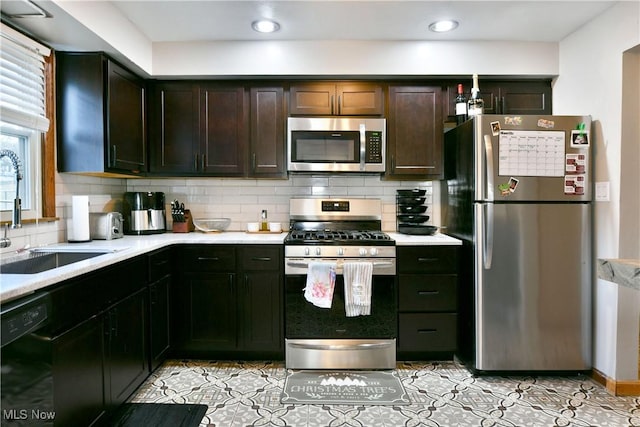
[0,250,113,274]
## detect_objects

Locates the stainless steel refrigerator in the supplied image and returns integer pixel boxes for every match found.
[444,115,592,373]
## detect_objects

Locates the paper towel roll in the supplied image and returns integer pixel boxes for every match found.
[69,195,91,242]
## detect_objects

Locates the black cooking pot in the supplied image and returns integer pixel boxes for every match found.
[396,189,427,197]
[398,204,428,214]
[398,224,440,235]
[397,214,429,224]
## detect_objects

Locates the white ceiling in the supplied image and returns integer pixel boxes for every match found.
[2,1,617,45]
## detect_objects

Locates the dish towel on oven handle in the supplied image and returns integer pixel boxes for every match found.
[343,261,374,317]
[304,261,337,308]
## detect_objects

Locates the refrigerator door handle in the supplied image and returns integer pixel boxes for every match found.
[483,134,494,202]
[483,203,494,269]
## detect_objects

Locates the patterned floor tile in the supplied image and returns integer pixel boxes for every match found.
[128,359,639,426]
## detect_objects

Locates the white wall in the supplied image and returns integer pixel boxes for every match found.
[554,1,640,381]
[152,40,558,77]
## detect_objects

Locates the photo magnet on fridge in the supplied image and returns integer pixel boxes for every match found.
[570,129,589,147]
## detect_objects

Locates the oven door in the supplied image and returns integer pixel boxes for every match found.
[284,274,397,369]
[284,274,397,340]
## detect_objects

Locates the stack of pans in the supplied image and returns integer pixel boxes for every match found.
[396,189,438,235]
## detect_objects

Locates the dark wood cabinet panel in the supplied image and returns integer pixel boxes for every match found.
[149,82,200,173]
[387,85,443,179]
[56,52,146,176]
[200,85,246,175]
[289,82,383,116]
[397,246,459,358]
[239,245,283,353]
[250,86,286,178]
[105,288,148,408]
[444,80,552,120]
[398,274,458,312]
[107,61,146,172]
[398,313,457,352]
[174,244,283,358]
[178,273,237,352]
[52,316,106,427]
[149,275,171,371]
[397,246,459,274]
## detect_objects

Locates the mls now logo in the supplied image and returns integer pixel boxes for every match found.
[3,409,56,421]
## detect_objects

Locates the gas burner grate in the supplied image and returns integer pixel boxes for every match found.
[285,229,392,244]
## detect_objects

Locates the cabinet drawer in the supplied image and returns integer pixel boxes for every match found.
[398,246,458,273]
[398,274,457,311]
[148,249,172,282]
[240,246,282,271]
[180,246,236,272]
[398,313,457,352]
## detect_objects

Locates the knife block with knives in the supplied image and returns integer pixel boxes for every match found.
[171,199,195,233]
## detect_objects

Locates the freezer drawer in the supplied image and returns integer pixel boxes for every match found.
[474,202,592,371]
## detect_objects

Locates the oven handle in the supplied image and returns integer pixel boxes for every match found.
[286,260,394,268]
[288,342,394,351]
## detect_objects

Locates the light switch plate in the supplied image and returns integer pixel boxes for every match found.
[595,181,610,201]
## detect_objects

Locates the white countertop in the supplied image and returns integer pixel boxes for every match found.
[0,231,461,304]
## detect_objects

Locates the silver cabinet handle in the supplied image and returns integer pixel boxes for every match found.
[288,342,393,350]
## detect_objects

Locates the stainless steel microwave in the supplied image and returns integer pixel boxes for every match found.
[287,117,386,173]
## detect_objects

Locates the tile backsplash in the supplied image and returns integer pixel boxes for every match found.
[1,173,439,256]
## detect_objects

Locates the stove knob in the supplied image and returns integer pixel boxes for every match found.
[359,248,368,256]
[304,247,310,256]
[370,248,379,256]
[315,247,322,256]
[338,247,344,256]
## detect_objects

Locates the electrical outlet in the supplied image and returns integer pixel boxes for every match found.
[595,181,610,202]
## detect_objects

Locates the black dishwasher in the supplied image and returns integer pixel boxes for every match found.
[1,292,54,425]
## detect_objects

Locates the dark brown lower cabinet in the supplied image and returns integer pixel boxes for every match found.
[105,288,148,409]
[47,257,148,426]
[173,244,283,359]
[397,246,459,360]
[52,316,106,427]
[149,274,171,371]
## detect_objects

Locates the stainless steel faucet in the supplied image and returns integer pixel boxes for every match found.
[0,149,23,232]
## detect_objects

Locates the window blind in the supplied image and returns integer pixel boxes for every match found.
[0,23,51,132]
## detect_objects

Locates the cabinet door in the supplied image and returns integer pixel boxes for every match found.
[200,85,247,175]
[149,275,171,371]
[387,85,443,179]
[499,81,552,115]
[107,60,146,173]
[52,316,106,427]
[105,288,148,408]
[177,273,237,352]
[240,271,283,352]
[239,245,283,353]
[149,82,200,174]
[289,83,335,115]
[337,83,384,116]
[250,86,286,178]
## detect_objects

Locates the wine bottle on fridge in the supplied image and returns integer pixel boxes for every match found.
[467,74,484,117]
[455,83,467,125]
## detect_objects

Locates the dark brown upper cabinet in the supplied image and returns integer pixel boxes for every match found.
[149,82,285,178]
[289,82,384,116]
[199,84,247,176]
[386,85,443,180]
[149,82,200,174]
[56,52,146,176]
[250,86,287,178]
[443,80,552,121]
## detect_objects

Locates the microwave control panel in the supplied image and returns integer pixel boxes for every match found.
[365,131,383,163]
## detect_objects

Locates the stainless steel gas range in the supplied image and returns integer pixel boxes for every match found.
[284,198,397,370]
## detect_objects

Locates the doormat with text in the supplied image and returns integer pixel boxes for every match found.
[281,370,410,405]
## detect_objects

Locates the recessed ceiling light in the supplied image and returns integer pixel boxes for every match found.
[428,20,459,33]
[252,20,280,33]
